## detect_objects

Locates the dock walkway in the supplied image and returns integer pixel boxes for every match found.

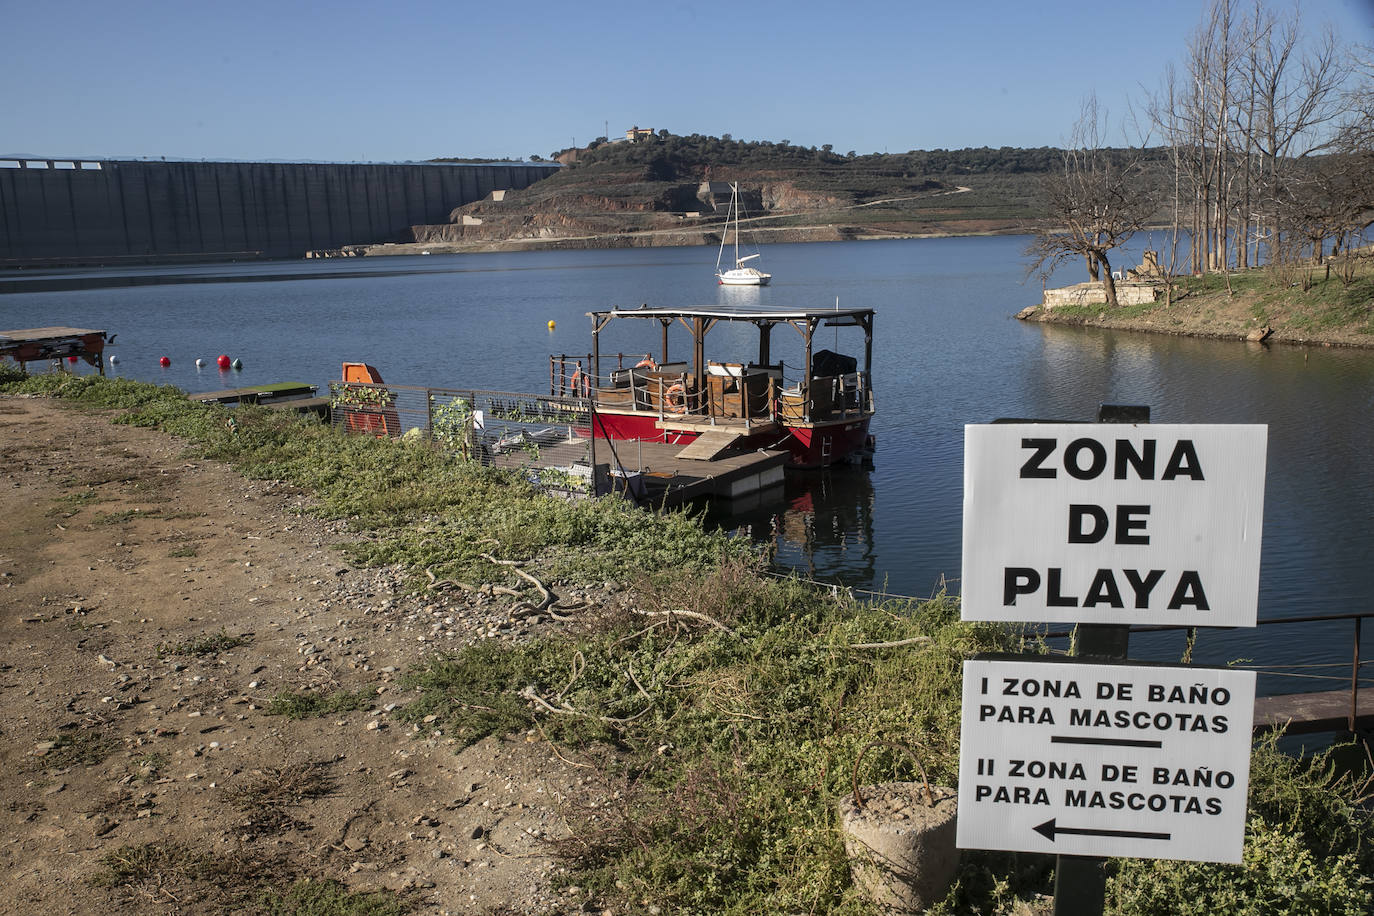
[599,438,787,507]
[1253,688,1374,735]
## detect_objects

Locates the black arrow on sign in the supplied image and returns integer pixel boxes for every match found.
[1050,735,1163,749]
[1033,819,1171,842]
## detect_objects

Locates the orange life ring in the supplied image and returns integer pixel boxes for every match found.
[635,355,657,370]
[664,382,686,413]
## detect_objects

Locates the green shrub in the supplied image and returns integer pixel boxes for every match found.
[266,687,378,719]
[402,566,1029,912]
[0,361,27,385]
[1108,737,1374,915]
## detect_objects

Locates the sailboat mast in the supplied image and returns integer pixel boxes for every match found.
[734,182,741,266]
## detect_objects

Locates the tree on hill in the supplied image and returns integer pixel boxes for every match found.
[1024,96,1156,308]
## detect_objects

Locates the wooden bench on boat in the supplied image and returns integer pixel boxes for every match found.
[706,362,775,418]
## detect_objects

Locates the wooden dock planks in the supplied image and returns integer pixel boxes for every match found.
[601,437,787,506]
[674,429,742,461]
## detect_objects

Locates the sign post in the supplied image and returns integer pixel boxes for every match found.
[958,407,1267,915]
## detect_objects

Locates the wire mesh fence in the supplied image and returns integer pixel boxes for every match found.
[329,381,598,497]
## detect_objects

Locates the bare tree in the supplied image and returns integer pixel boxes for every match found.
[1026,95,1156,308]
[1237,4,1349,268]
[1150,0,1353,276]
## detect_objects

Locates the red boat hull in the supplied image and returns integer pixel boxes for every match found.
[591,410,872,469]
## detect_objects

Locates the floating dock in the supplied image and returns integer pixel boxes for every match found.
[1252,688,1374,735]
[597,438,788,507]
[189,382,329,418]
[189,381,319,405]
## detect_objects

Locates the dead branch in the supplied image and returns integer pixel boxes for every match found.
[625,663,652,700]
[556,650,585,701]
[424,566,520,598]
[847,636,933,650]
[479,552,557,618]
[520,685,652,726]
[632,608,736,636]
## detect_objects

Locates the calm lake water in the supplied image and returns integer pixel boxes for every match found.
[3,237,1371,698]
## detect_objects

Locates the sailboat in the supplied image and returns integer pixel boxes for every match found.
[715,182,771,286]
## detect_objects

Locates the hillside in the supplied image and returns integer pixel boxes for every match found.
[343,137,1171,255]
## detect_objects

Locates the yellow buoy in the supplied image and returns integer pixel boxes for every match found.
[547,320,556,330]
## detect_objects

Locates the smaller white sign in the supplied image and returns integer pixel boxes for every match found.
[962,423,1267,626]
[957,657,1256,863]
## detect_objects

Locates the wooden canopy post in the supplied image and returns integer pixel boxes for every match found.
[692,316,709,396]
[591,315,601,389]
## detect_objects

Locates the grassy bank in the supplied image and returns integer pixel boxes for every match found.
[4,367,1372,914]
[1028,262,1374,348]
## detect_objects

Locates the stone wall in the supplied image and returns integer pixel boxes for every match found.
[1041,281,1160,309]
[0,159,558,265]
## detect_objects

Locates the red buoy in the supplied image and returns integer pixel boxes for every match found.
[159,356,171,367]
[216,354,231,369]
[67,356,79,363]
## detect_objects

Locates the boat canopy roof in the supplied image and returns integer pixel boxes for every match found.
[588,304,874,326]
[586,304,874,389]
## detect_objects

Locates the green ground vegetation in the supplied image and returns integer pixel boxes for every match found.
[5,372,1372,914]
[91,841,411,916]
[266,686,380,719]
[1041,256,1374,341]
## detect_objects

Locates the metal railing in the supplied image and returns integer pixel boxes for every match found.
[549,353,871,425]
[1042,610,1371,733]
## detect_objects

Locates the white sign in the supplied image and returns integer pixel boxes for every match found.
[961,423,1267,626]
[957,657,1256,863]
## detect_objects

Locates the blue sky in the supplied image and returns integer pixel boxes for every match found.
[4,0,1371,162]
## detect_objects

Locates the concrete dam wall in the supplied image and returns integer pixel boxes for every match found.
[0,159,558,265]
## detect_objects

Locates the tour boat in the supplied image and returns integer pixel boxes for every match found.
[715,182,772,286]
[552,304,875,469]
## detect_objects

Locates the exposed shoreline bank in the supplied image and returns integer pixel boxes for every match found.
[1019,275,1374,350]
[305,220,1026,259]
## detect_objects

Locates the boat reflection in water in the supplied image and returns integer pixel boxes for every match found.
[710,464,877,588]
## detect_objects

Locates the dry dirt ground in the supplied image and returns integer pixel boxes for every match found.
[0,395,607,916]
